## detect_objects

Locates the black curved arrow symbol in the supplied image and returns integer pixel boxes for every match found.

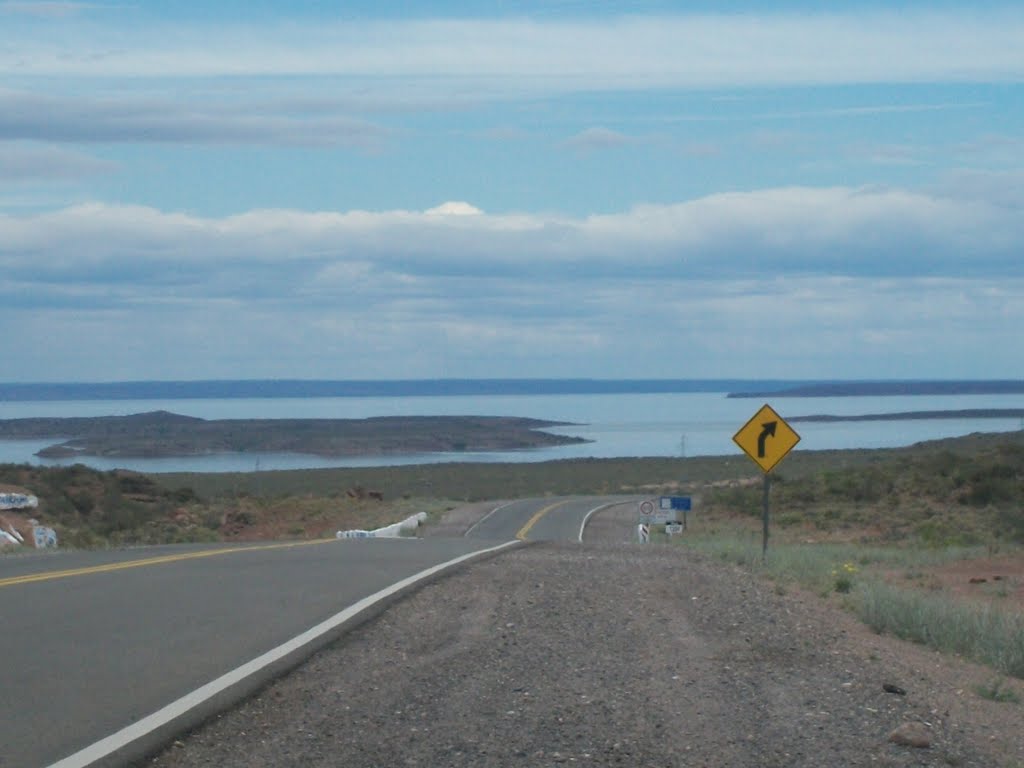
[757,421,777,458]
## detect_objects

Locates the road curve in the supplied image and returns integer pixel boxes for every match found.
[0,537,516,768]
[465,496,637,542]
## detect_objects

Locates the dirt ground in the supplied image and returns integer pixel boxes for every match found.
[145,502,1023,768]
[924,556,1024,611]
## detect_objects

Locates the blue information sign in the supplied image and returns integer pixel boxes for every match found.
[659,496,691,511]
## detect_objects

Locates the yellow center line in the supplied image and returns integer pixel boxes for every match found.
[516,500,569,541]
[0,538,336,589]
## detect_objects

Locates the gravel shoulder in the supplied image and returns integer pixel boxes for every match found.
[146,504,1022,768]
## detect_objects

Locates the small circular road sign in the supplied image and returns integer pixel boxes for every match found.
[639,500,654,515]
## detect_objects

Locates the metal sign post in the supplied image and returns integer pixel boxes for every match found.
[761,473,771,560]
[732,404,800,560]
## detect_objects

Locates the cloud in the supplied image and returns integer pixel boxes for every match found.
[1,185,1020,302]
[425,201,484,216]
[0,90,389,148]
[4,271,1021,380]
[562,127,631,152]
[2,12,1020,381]
[0,142,116,181]
[0,1,97,17]
[759,102,992,120]
[953,133,1024,163]
[2,185,1022,379]
[2,11,1022,88]
[935,169,1024,209]
[846,143,922,167]
[1,12,1017,156]
[483,126,533,142]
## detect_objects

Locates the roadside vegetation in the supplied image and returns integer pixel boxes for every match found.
[0,462,449,546]
[674,430,1024,683]
[0,463,202,549]
[680,532,1024,679]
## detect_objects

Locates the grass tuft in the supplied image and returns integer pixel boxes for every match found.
[855,580,1024,679]
[973,678,1021,703]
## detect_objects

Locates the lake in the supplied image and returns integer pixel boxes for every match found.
[0,391,1021,473]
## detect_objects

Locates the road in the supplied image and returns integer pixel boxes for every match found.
[465,496,632,542]
[1,496,631,768]
[1,537,517,768]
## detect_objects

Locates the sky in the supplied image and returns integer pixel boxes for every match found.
[0,0,1022,383]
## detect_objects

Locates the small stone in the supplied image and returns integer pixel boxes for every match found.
[889,722,931,749]
[883,683,907,696]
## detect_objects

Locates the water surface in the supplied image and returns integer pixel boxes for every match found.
[0,391,1020,473]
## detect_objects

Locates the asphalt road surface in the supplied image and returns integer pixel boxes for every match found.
[0,537,515,768]
[2,496,631,768]
[466,496,633,541]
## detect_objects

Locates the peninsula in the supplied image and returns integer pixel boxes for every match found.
[0,411,587,459]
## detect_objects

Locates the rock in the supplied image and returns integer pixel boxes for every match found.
[888,722,931,749]
[882,683,906,695]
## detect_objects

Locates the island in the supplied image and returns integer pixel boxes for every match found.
[0,411,588,459]
[788,409,1024,423]
[727,380,1024,398]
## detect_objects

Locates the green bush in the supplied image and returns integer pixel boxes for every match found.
[994,507,1024,543]
[915,520,983,548]
[834,575,854,594]
[963,475,1017,507]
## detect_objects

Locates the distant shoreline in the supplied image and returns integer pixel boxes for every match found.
[0,378,1022,401]
[791,409,1024,423]
[727,381,1024,398]
[0,378,790,401]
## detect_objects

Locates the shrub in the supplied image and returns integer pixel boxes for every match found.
[832,562,858,594]
[994,507,1024,543]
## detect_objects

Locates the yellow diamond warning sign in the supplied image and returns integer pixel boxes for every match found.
[733,403,801,473]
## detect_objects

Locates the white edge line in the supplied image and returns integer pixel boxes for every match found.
[463,500,515,537]
[46,539,522,768]
[577,502,615,543]
[578,499,642,543]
